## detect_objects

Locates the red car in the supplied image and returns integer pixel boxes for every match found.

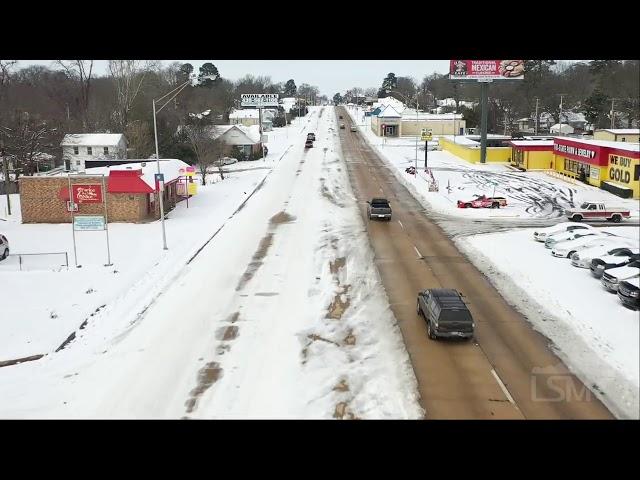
[457,194,507,209]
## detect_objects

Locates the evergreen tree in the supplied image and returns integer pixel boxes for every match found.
[198,63,220,87]
[283,79,297,97]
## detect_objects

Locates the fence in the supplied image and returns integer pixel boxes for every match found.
[3,252,69,271]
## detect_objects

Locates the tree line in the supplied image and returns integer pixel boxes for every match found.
[335,61,639,134]
[0,60,324,179]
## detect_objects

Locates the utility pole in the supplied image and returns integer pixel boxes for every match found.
[479,81,490,164]
[610,98,616,129]
[535,97,539,135]
[2,148,11,216]
[558,94,566,136]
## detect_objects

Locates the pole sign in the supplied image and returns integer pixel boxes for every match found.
[73,215,106,231]
[72,184,103,203]
[421,129,433,141]
[241,94,279,107]
[449,60,525,80]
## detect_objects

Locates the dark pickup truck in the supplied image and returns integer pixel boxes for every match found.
[417,289,475,340]
[367,198,392,221]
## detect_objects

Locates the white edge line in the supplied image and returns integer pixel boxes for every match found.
[491,368,515,404]
[398,220,404,229]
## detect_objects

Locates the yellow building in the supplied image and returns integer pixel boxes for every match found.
[510,141,555,170]
[594,129,640,143]
[370,106,466,137]
[440,136,512,163]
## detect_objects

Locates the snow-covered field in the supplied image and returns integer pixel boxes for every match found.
[458,226,640,419]
[0,106,422,419]
[345,106,640,221]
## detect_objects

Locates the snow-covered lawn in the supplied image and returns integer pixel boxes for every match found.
[0,124,294,362]
[0,106,422,419]
[457,226,640,419]
[345,106,640,221]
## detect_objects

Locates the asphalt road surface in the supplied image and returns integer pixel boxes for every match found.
[336,107,614,419]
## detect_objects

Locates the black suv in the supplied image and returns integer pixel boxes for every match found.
[307,133,316,141]
[417,289,475,340]
[618,278,640,310]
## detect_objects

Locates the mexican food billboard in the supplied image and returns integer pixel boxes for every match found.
[449,60,525,80]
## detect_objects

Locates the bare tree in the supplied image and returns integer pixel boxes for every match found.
[108,60,154,131]
[55,60,94,129]
[183,122,225,185]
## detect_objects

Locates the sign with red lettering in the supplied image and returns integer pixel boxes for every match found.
[449,60,525,80]
[72,184,103,203]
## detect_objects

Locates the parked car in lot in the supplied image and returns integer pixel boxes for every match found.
[544,230,600,249]
[533,222,594,242]
[601,260,640,292]
[307,133,316,141]
[417,289,475,340]
[215,156,238,166]
[572,245,638,268]
[551,233,618,258]
[617,277,640,310]
[590,250,640,278]
[350,126,357,132]
[367,198,392,220]
[305,139,313,148]
[0,234,9,260]
[565,201,631,223]
[457,194,507,209]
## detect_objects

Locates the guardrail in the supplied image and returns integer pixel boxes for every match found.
[6,252,69,271]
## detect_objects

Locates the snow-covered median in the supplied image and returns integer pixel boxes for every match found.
[456,226,640,419]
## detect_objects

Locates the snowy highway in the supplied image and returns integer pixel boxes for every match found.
[337,106,614,419]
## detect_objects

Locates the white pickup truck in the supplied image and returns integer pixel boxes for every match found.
[565,202,631,223]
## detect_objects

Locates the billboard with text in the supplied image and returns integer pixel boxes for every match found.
[449,60,525,80]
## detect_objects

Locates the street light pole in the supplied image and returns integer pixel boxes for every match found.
[152,98,168,251]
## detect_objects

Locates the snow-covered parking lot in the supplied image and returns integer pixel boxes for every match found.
[458,226,639,419]
[345,105,640,222]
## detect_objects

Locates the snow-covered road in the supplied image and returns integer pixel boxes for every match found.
[0,107,421,419]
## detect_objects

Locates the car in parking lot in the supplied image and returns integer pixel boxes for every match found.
[0,234,8,261]
[550,233,620,258]
[617,277,640,309]
[544,230,600,249]
[215,156,238,166]
[417,289,475,340]
[601,260,640,292]
[590,250,640,278]
[533,222,593,242]
[572,246,638,268]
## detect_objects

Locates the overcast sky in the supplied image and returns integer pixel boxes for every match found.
[16,60,451,96]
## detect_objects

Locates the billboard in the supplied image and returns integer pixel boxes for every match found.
[72,184,103,203]
[241,94,279,107]
[449,60,525,80]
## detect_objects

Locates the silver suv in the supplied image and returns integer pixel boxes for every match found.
[0,234,9,261]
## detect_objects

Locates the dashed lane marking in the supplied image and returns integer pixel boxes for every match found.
[491,368,516,404]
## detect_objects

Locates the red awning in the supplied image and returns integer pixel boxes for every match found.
[108,170,154,194]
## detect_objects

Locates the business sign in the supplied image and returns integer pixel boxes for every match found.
[241,94,279,107]
[449,60,525,80]
[554,142,598,162]
[421,129,433,141]
[609,154,636,185]
[72,184,103,204]
[73,215,106,231]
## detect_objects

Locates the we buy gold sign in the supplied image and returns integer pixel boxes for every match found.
[72,184,103,203]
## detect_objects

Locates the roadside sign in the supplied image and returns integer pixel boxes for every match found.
[241,94,279,107]
[66,201,78,212]
[421,129,433,141]
[73,215,106,231]
[154,173,165,182]
[72,184,103,204]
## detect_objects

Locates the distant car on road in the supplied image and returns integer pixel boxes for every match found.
[405,166,416,175]
[350,126,357,132]
[417,289,475,340]
[0,234,8,261]
[457,194,507,209]
[565,201,630,223]
[533,222,594,242]
[339,115,343,119]
[367,198,392,220]
[339,123,345,129]
[305,139,313,148]
[307,133,316,141]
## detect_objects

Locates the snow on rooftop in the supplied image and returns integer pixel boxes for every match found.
[61,134,125,147]
[229,109,260,119]
[561,137,640,154]
[510,140,555,147]
[598,129,640,135]
[85,159,190,188]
